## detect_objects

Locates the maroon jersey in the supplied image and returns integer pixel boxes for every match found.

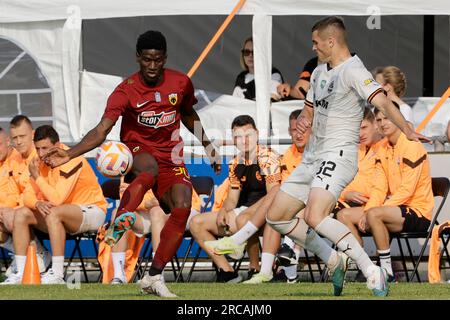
[103,69,197,152]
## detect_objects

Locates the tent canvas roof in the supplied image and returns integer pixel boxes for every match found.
[2,0,450,23]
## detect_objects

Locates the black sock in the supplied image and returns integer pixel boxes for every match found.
[149,266,163,276]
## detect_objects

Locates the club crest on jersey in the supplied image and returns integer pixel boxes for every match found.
[364,78,374,86]
[168,93,178,106]
[138,110,176,128]
[320,79,326,89]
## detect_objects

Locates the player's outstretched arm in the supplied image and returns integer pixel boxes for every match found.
[181,108,221,174]
[371,94,432,143]
[44,117,115,168]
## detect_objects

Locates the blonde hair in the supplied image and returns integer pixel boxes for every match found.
[240,37,252,71]
[382,66,407,97]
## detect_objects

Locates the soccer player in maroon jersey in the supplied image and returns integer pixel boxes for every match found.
[44,30,221,297]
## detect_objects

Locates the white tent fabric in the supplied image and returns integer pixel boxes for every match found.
[62,13,81,141]
[0,20,76,142]
[79,71,123,141]
[253,14,272,136]
[2,0,450,23]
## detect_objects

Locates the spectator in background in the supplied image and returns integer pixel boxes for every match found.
[374,66,414,127]
[232,37,284,101]
[372,66,384,83]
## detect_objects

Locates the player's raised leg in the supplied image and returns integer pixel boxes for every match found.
[140,176,192,298]
[106,152,158,246]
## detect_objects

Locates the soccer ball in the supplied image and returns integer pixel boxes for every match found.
[95,141,133,177]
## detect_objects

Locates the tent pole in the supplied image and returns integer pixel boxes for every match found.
[187,0,246,78]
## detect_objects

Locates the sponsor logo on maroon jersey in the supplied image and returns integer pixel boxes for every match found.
[138,110,176,128]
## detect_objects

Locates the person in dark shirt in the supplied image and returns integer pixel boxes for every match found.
[277,56,320,100]
[189,115,282,283]
[232,37,284,101]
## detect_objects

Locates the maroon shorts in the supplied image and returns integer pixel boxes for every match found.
[125,142,192,199]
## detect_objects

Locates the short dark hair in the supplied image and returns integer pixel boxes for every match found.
[231,115,257,130]
[33,125,59,144]
[289,109,302,121]
[363,106,375,123]
[312,16,346,33]
[10,115,32,129]
[136,30,167,55]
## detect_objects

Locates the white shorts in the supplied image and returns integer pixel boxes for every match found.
[233,206,248,216]
[133,209,153,238]
[134,208,201,237]
[71,204,106,235]
[186,209,200,231]
[281,150,357,203]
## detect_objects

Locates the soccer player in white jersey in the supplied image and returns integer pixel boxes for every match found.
[264,16,430,297]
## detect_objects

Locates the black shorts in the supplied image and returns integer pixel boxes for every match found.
[331,200,361,218]
[400,206,430,232]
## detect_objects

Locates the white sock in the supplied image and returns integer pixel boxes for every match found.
[378,249,393,276]
[112,252,126,281]
[0,235,14,252]
[283,265,298,279]
[287,218,338,269]
[304,227,338,269]
[16,255,26,276]
[260,252,275,276]
[52,256,65,277]
[230,222,258,245]
[315,216,373,278]
[283,236,295,249]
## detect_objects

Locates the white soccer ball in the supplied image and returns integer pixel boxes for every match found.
[96,141,133,177]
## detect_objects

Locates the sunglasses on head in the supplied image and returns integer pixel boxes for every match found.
[241,49,253,57]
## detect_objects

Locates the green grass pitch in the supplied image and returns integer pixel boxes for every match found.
[0,282,448,300]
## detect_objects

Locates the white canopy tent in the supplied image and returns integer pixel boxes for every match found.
[0,0,449,143]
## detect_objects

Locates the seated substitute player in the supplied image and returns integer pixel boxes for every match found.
[189,115,282,283]
[2,125,107,284]
[207,109,351,294]
[0,126,22,238]
[0,116,51,278]
[360,108,434,280]
[44,30,220,297]
[263,16,429,297]
[335,107,383,246]
[206,109,309,284]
